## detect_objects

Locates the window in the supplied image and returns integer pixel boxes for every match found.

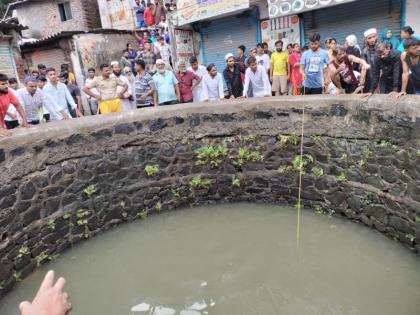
[58,2,73,22]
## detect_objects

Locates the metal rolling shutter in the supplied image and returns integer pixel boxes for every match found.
[302,0,403,45]
[29,48,67,73]
[0,41,18,79]
[200,12,259,73]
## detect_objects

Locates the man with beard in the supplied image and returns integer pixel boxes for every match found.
[223,53,245,99]
[203,64,225,101]
[187,56,208,103]
[394,38,420,97]
[270,40,289,96]
[153,59,180,106]
[362,28,380,92]
[366,43,402,96]
[0,73,29,137]
[243,57,271,98]
[110,61,133,111]
[175,61,202,103]
[83,64,128,114]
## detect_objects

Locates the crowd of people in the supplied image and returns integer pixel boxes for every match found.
[0,25,419,137]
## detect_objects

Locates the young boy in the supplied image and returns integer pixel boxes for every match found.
[133,0,147,29]
[144,3,155,27]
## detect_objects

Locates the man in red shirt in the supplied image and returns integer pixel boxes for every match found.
[0,73,29,137]
[175,61,202,103]
[144,3,155,26]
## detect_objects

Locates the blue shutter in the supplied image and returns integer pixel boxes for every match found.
[303,0,403,46]
[0,41,17,79]
[200,12,259,73]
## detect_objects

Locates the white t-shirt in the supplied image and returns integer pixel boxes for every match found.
[187,65,208,102]
[256,54,270,71]
[243,65,272,98]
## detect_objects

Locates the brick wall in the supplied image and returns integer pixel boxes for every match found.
[16,0,100,39]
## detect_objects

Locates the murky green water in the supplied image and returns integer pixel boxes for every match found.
[1,203,419,315]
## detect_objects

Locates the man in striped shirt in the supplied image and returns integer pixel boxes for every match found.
[16,78,65,125]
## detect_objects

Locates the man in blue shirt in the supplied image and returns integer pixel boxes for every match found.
[153,59,180,106]
[300,33,330,95]
[133,0,147,29]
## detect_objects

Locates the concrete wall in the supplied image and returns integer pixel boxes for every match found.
[97,0,136,30]
[15,0,100,38]
[406,0,420,35]
[0,96,419,296]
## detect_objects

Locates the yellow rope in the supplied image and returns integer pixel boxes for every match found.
[296,103,305,250]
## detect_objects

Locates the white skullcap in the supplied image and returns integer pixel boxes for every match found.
[110,61,119,67]
[225,53,234,61]
[156,59,165,65]
[364,28,377,38]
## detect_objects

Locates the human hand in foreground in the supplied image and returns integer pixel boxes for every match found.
[19,270,72,315]
[0,128,12,137]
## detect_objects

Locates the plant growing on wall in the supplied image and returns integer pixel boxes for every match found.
[35,251,58,267]
[232,175,241,188]
[83,185,97,198]
[195,143,229,168]
[155,201,162,212]
[137,209,148,219]
[47,218,56,231]
[145,165,160,177]
[312,166,324,179]
[336,173,348,183]
[292,154,314,173]
[18,245,30,258]
[406,234,416,242]
[240,134,257,143]
[12,271,21,282]
[189,176,212,192]
[233,148,264,167]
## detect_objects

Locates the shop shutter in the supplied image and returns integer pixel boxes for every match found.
[0,41,18,79]
[200,12,259,73]
[302,0,403,46]
[29,48,67,73]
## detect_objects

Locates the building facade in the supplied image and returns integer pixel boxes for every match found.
[10,0,101,38]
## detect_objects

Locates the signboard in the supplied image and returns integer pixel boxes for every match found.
[261,15,301,50]
[175,29,194,67]
[268,0,357,18]
[177,0,249,26]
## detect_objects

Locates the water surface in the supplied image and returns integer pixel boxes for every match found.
[1,203,419,315]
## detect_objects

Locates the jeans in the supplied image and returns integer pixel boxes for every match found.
[5,120,19,129]
[137,20,147,28]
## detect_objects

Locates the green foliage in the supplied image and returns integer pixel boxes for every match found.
[180,136,190,145]
[278,133,299,147]
[0,280,5,290]
[314,205,325,215]
[406,234,416,242]
[328,209,336,218]
[119,200,126,208]
[12,271,21,282]
[379,140,392,147]
[232,175,240,188]
[83,185,97,198]
[145,164,160,177]
[312,166,324,179]
[47,218,56,231]
[242,134,257,143]
[18,245,30,258]
[189,176,212,191]
[336,173,348,183]
[77,219,88,226]
[35,252,50,267]
[171,187,183,203]
[415,216,420,223]
[155,201,162,212]
[311,135,321,142]
[358,159,365,168]
[195,143,229,168]
[277,165,292,174]
[63,213,71,220]
[292,154,314,173]
[234,148,264,167]
[137,209,148,219]
[361,146,372,159]
[340,153,348,160]
[416,150,420,157]
[76,209,90,226]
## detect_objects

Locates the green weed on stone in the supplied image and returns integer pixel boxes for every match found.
[145,165,160,177]
[189,176,212,191]
[195,143,229,168]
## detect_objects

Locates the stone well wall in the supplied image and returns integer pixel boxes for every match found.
[0,95,419,295]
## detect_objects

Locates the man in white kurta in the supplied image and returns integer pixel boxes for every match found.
[110,61,133,111]
[243,57,272,98]
[203,64,224,101]
[187,56,208,102]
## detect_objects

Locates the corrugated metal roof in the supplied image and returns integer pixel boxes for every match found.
[20,28,134,50]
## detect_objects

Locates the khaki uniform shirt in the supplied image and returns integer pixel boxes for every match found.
[86,76,125,101]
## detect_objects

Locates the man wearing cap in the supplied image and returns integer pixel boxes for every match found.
[223,53,245,99]
[43,68,81,120]
[153,59,180,106]
[16,77,65,125]
[175,61,202,103]
[110,61,133,111]
[83,63,128,114]
[362,28,380,92]
[155,35,171,65]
